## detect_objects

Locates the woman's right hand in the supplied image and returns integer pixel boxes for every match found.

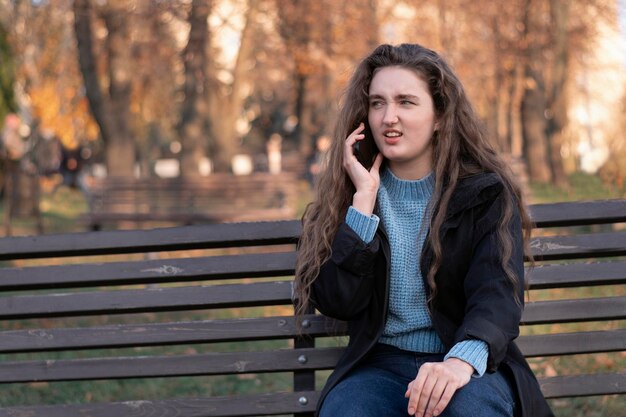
[343,123,384,216]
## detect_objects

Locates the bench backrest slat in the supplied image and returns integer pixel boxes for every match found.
[3,227,624,262]
[3,231,625,292]
[4,198,626,261]
[529,199,626,227]
[0,252,297,290]
[0,315,337,353]
[527,260,626,288]
[517,329,626,357]
[3,313,625,357]
[5,328,626,383]
[521,296,626,324]
[0,221,300,260]
[0,347,344,383]
[0,281,293,319]
[539,373,626,398]
[529,231,626,260]
[4,256,623,293]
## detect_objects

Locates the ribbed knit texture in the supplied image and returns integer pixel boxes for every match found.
[375,168,443,354]
[345,166,489,376]
[345,207,379,243]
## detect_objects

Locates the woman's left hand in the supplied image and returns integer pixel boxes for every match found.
[404,358,473,417]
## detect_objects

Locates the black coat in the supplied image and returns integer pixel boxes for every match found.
[310,172,554,417]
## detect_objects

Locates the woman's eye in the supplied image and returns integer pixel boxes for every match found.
[400,100,414,105]
[370,101,383,108]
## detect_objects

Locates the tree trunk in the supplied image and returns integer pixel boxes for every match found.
[179,0,212,178]
[294,72,308,154]
[520,0,552,183]
[103,6,135,178]
[0,25,17,125]
[521,65,552,183]
[546,0,570,188]
[209,0,257,172]
[73,0,113,145]
[363,0,379,50]
[491,15,507,152]
[73,0,135,178]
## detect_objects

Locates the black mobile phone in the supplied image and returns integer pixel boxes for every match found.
[352,122,378,170]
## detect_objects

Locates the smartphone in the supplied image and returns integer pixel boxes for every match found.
[352,121,378,170]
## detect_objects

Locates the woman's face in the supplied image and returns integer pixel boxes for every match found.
[367,65,438,180]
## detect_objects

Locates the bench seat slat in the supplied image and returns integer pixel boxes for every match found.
[0,252,296,291]
[0,221,301,261]
[2,371,625,417]
[0,391,322,417]
[0,347,344,383]
[529,199,626,227]
[0,281,294,320]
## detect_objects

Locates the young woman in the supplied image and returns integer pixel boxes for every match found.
[294,44,553,417]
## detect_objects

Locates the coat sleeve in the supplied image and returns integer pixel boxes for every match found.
[454,191,525,372]
[310,222,382,320]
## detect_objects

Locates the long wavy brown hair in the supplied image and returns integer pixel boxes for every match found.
[294,43,532,320]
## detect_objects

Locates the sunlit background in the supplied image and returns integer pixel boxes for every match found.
[0,0,625,236]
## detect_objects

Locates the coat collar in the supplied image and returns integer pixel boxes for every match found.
[445,172,503,218]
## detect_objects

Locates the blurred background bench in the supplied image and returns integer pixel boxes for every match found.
[83,172,300,230]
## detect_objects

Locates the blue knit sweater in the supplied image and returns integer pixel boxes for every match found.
[345,167,488,376]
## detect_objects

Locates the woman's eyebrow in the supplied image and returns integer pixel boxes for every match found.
[397,94,420,102]
[367,93,421,101]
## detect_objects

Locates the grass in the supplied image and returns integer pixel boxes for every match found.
[528,171,623,204]
[0,171,624,415]
[0,180,89,237]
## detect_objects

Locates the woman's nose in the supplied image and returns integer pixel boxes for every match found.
[382,105,398,124]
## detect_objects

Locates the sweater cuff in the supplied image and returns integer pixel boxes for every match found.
[445,339,489,377]
[345,206,380,244]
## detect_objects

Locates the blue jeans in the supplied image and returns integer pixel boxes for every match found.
[320,343,516,417]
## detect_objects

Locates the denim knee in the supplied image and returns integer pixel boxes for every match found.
[440,370,516,417]
[319,357,414,417]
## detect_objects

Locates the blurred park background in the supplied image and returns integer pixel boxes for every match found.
[0,2,625,416]
[0,0,625,236]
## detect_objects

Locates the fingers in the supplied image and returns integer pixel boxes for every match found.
[342,123,382,202]
[343,123,365,168]
[405,380,414,398]
[370,152,384,174]
[420,374,447,417]
[409,363,438,417]
[407,366,426,415]
[345,122,365,147]
[432,384,457,416]
[406,360,473,417]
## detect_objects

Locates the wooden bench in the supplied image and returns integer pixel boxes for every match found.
[0,198,624,416]
[83,172,300,230]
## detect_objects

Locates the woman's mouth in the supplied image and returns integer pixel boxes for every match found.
[383,130,402,144]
